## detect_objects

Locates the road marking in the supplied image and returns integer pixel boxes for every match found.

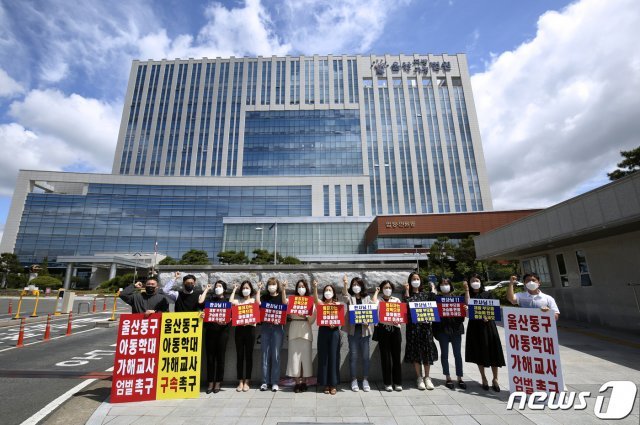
[0,327,101,353]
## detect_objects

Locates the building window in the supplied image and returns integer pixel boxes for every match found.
[555,253,569,287]
[575,250,592,286]
[521,255,551,287]
[335,185,341,216]
[357,184,365,216]
[323,185,329,216]
[333,59,344,103]
[304,59,315,105]
[346,185,353,216]
[319,59,329,104]
[260,61,272,105]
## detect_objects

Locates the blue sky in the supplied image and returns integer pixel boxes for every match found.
[1,0,639,241]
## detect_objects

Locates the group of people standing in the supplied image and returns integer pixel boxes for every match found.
[119,271,557,395]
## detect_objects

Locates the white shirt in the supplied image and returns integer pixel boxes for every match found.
[515,291,560,315]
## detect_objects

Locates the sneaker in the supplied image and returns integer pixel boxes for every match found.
[271,384,279,392]
[394,385,403,392]
[362,379,371,392]
[425,377,435,390]
[351,379,359,392]
[385,385,393,392]
[260,383,268,391]
[417,377,426,390]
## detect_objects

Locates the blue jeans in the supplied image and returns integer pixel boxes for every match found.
[348,333,370,379]
[260,323,285,386]
[438,333,463,378]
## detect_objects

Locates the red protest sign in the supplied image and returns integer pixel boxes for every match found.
[232,303,261,326]
[378,301,408,324]
[316,303,345,327]
[111,313,162,403]
[286,295,314,316]
[436,296,467,318]
[203,301,232,323]
[260,302,287,325]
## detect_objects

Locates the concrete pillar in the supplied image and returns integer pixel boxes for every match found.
[64,263,74,289]
[109,263,117,280]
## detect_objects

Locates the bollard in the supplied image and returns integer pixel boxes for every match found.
[92,296,97,313]
[53,290,64,316]
[16,318,26,347]
[102,297,107,312]
[109,291,120,321]
[43,314,51,341]
[65,312,73,336]
[30,290,40,317]
[7,300,12,315]
[13,292,25,320]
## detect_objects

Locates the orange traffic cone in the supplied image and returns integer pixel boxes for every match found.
[43,314,52,341]
[65,312,73,336]
[16,318,25,347]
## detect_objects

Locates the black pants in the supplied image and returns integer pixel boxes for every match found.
[235,326,255,380]
[317,326,341,387]
[205,324,229,383]
[377,325,402,386]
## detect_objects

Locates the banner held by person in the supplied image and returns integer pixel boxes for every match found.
[316,304,345,326]
[232,303,261,326]
[157,312,202,400]
[503,307,563,394]
[260,301,287,325]
[111,313,161,403]
[348,303,378,325]
[409,301,440,323]
[437,296,466,318]
[203,301,232,323]
[468,298,502,321]
[286,295,314,316]
[378,301,408,324]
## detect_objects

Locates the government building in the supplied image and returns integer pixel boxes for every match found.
[1,54,496,277]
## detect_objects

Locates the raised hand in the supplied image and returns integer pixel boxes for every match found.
[257,281,264,291]
[134,281,143,289]
[463,281,469,291]
[343,274,348,285]
[312,280,318,289]
[509,275,518,285]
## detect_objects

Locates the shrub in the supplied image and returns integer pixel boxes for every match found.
[29,275,63,290]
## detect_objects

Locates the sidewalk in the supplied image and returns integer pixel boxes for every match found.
[83,320,640,425]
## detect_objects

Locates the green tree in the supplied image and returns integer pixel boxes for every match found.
[1,252,25,289]
[281,256,302,265]
[179,249,211,265]
[608,146,640,180]
[250,249,284,265]
[454,236,485,278]
[217,250,250,264]
[30,275,63,290]
[158,256,178,265]
[428,236,455,278]
[39,256,50,276]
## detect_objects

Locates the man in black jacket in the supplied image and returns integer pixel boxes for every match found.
[119,277,170,316]
[162,272,203,312]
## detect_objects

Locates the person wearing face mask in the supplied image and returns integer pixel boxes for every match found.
[463,274,505,392]
[198,280,230,394]
[507,273,560,320]
[433,279,467,390]
[313,280,341,395]
[285,279,316,393]
[372,280,403,392]
[402,273,438,391]
[119,277,170,316]
[341,275,374,392]
[230,280,259,392]
[256,277,288,392]
[162,272,203,312]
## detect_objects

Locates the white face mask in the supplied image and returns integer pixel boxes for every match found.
[214,286,224,295]
[242,288,251,297]
[470,281,481,290]
[440,285,451,294]
[324,291,334,300]
[526,281,540,291]
[383,288,392,297]
[410,280,421,288]
[268,285,277,294]
[297,287,306,296]
[352,285,361,294]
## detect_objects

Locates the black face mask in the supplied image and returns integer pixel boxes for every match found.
[184,284,194,292]
[145,286,156,295]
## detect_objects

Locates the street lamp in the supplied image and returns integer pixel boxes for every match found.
[255,227,264,250]
[413,244,423,272]
[132,252,141,285]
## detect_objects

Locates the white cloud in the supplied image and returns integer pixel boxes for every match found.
[0,68,23,97]
[0,89,120,195]
[472,0,640,210]
[137,0,290,60]
[279,0,408,54]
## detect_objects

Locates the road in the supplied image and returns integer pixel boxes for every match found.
[0,297,129,425]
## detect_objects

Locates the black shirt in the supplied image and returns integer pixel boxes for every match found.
[119,284,170,314]
[174,289,203,312]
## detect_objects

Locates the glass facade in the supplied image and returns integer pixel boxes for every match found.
[368,236,465,253]
[242,110,362,175]
[224,222,369,256]
[14,184,311,263]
